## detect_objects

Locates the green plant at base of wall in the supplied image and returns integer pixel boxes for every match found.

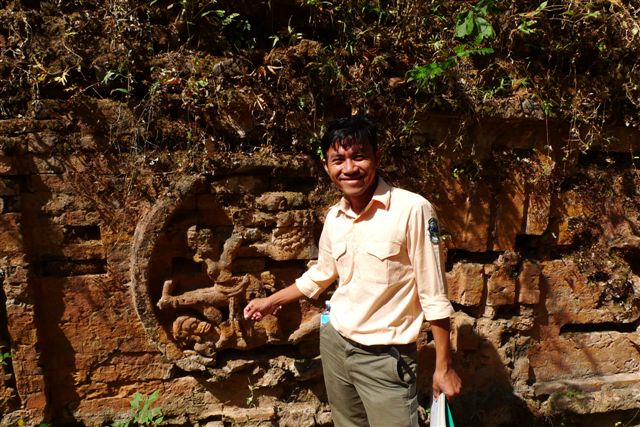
[111,391,164,427]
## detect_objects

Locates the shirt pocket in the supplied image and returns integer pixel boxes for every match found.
[332,241,351,283]
[358,240,404,285]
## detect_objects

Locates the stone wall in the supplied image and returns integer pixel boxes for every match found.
[1,101,640,426]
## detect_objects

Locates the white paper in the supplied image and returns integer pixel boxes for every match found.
[429,393,447,427]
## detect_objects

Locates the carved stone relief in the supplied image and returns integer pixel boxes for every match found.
[130,176,321,372]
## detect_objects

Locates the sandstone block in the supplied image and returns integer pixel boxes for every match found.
[222,405,275,423]
[518,260,541,304]
[446,262,484,306]
[492,169,526,251]
[529,332,640,383]
[552,190,590,246]
[278,402,317,427]
[541,260,639,325]
[436,178,491,252]
[486,267,516,306]
[525,191,551,235]
[524,152,554,235]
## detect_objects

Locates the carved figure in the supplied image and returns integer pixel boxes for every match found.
[186,224,242,283]
[157,275,249,324]
[157,226,250,357]
[172,315,218,357]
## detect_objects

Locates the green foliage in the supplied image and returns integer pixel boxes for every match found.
[455,0,497,44]
[270,17,304,47]
[0,352,11,366]
[112,391,164,427]
[406,58,456,93]
[516,1,548,35]
[407,0,497,94]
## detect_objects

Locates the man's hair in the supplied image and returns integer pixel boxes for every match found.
[320,115,378,158]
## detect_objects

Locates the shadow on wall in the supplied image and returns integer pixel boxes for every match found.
[19,155,81,422]
[418,327,535,427]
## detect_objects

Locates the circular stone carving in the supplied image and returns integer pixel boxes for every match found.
[130,175,319,371]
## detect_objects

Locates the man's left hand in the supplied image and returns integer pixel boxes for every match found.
[433,365,462,399]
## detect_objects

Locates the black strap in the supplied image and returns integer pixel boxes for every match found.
[388,346,417,383]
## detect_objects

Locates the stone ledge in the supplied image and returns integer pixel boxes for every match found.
[534,372,640,396]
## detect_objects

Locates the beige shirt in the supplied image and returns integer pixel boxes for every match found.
[295,178,454,345]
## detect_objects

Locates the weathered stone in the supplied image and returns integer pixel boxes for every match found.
[544,387,640,415]
[222,405,276,423]
[278,402,317,427]
[523,151,554,235]
[512,306,535,332]
[529,332,640,383]
[446,262,484,306]
[518,260,541,304]
[211,176,268,195]
[2,264,29,284]
[244,210,318,261]
[435,177,491,252]
[450,311,481,351]
[2,298,46,420]
[90,353,173,383]
[534,372,640,396]
[256,192,308,211]
[512,355,531,386]
[552,190,591,246]
[492,169,526,251]
[0,156,17,175]
[315,410,333,426]
[525,191,551,235]
[0,213,24,255]
[541,259,640,326]
[486,267,516,306]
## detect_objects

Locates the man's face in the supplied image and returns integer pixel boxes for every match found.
[323,140,380,208]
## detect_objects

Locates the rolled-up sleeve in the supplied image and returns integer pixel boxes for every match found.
[407,201,455,320]
[295,222,338,299]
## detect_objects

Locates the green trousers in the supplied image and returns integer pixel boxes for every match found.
[319,322,419,427]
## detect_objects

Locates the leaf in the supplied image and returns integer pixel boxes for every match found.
[473,17,495,44]
[535,1,548,13]
[455,11,474,38]
[102,70,117,85]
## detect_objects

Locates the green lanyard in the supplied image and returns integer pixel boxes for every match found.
[446,398,455,426]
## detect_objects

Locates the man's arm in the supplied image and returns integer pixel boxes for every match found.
[430,317,462,398]
[243,284,305,321]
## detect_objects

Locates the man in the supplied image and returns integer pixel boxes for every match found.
[243,116,461,427]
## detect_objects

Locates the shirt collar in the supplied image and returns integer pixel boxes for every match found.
[335,177,391,217]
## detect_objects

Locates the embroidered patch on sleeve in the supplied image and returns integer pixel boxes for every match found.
[428,218,441,244]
